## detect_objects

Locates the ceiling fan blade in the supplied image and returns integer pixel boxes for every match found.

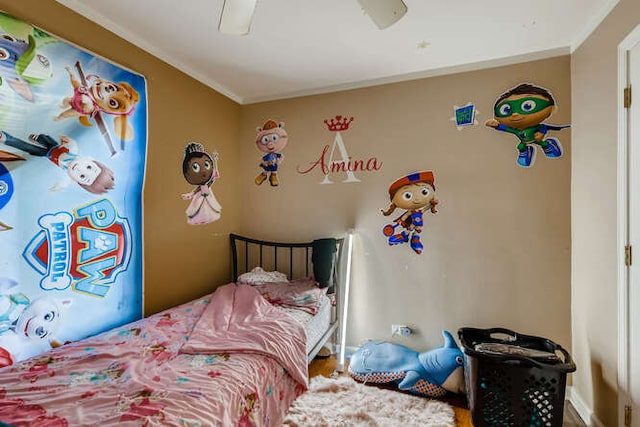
[357,0,407,30]
[219,0,258,35]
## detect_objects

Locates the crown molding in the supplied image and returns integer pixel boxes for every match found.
[242,47,570,104]
[54,0,574,106]
[571,0,620,52]
[54,0,243,104]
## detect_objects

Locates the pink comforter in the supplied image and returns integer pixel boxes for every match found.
[0,283,308,426]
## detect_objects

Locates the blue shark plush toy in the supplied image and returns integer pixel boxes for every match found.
[348,330,465,398]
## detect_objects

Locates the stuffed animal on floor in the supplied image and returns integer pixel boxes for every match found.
[348,330,465,398]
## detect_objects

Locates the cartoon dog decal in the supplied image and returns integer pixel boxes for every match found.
[55,62,140,153]
[0,295,72,367]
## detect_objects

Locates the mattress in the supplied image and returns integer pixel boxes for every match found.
[276,295,331,354]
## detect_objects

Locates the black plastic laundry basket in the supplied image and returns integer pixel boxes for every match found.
[458,327,576,427]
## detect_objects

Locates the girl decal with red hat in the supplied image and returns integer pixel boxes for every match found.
[381,171,438,254]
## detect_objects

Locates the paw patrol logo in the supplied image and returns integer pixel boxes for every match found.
[22,199,131,298]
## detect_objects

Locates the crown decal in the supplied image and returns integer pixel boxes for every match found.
[324,115,354,132]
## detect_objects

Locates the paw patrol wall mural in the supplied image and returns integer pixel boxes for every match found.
[381,171,438,255]
[485,83,570,168]
[0,11,146,366]
[254,119,288,187]
[181,142,221,225]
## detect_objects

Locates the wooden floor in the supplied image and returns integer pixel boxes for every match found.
[308,355,584,427]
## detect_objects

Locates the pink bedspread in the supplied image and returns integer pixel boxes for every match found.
[0,283,308,426]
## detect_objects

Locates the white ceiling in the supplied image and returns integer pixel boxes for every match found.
[55,0,618,105]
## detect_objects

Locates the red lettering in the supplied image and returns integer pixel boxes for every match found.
[298,147,383,178]
[331,161,347,173]
[297,145,330,175]
[349,159,364,172]
[366,158,382,171]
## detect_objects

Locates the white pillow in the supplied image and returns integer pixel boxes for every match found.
[237,267,288,285]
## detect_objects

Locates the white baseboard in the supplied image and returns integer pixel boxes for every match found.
[569,387,605,427]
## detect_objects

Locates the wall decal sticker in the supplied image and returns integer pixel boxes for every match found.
[297,115,382,184]
[181,142,221,225]
[485,83,570,168]
[254,119,288,187]
[0,11,146,365]
[381,171,438,254]
[451,102,478,130]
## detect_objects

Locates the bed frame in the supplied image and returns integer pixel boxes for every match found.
[230,233,346,363]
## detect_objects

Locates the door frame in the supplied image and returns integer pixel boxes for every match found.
[618,23,640,427]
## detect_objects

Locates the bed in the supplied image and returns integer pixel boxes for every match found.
[230,233,346,363]
[0,233,346,426]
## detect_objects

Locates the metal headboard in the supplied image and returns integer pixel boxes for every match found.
[230,233,343,289]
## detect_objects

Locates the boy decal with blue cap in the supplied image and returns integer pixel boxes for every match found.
[254,119,288,187]
[381,171,438,254]
[485,83,570,168]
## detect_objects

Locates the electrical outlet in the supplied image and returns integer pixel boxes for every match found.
[391,324,412,336]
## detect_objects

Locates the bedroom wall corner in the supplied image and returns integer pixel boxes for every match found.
[0,0,243,317]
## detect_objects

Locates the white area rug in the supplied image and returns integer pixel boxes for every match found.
[282,376,455,427]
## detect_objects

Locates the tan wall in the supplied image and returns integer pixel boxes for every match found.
[241,56,572,355]
[0,0,243,315]
[572,0,640,424]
